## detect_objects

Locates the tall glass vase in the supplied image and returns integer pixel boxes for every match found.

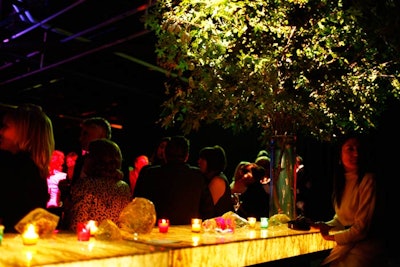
[269,135,296,219]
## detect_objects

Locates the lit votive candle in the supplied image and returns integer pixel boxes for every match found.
[247,217,256,228]
[22,224,39,245]
[158,219,169,233]
[77,222,91,241]
[260,217,269,229]
[86,220,98,236]
[191,218,202,233]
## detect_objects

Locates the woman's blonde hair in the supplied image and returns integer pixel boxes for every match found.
[3,104,55,178]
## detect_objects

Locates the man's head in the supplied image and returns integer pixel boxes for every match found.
[134,155,149,172]
[79,117,112,151]
[165,136,189,163]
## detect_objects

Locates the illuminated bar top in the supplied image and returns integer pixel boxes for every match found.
[0,223,334,267]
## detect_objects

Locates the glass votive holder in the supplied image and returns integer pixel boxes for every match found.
[215,217,235,233]
[22,224,39,245]
[158,219,169,233]
[247,217,256,228]
[77,222,91,241]
[191,218,202,233]
[260,217,269,229]
[86,220,98,236]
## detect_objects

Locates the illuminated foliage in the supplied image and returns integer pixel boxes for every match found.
[145,0,400,143]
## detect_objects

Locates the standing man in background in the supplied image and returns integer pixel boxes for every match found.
[71,117,112,184]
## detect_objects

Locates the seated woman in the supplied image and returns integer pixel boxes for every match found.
[198,145,234,217]
[230,161,251,194]
[0,104,54,232]
[64,139,131,231]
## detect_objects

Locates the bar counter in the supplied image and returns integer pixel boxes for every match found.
[0,223,334,267]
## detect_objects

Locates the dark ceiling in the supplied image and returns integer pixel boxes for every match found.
[0,0,167,130]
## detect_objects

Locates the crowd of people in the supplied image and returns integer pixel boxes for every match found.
[0,103,392,266]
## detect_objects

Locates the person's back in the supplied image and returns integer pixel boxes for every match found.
[198,145,233,217]
[65,139,131,231]
[133,136,214,225]
[0,104,54,232]
[0,150,49,232]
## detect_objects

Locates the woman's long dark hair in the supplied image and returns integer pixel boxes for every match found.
[332,133,373,208]
[198,145,227,180]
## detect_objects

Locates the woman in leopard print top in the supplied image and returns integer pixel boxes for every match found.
[64,139,131,231]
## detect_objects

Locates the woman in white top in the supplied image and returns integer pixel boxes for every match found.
[47,150,67,209]
[315,134,387,267]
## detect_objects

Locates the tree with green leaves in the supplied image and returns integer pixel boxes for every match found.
[145,0,399,144]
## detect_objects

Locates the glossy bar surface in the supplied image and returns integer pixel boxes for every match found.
[0,224,334,267]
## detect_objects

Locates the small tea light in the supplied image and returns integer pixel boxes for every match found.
[260,217,269,229]
[86,220,98,236]
[77,222,91,241]
[247,217,256,228]
[158,219,169,233]
[191,218,202,233]
[22,224,39,245]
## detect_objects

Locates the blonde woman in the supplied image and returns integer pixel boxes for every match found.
[0,104,55,232]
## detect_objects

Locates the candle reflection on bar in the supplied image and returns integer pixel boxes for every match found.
[247,230,257,239]
[191,235,200,246]
[261,229,268,238]
[23,246,37,266]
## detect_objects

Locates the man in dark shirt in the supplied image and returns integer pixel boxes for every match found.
[133,136,214,225]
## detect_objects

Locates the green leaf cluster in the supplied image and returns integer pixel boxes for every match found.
[145,0,400,143]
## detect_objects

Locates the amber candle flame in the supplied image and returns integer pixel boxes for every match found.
[247,217,256,228]
[191,219,202,233]
[22,224,39,245]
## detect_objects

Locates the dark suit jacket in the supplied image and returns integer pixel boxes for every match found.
[71,154,85,185]
[133,162,214,225]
